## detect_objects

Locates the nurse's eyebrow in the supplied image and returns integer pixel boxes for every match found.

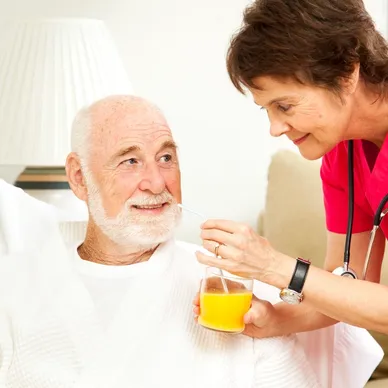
[254,96,292,108]
[268,96,290,105]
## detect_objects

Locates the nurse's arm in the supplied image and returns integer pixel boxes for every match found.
[324,230,385,283]
[263,229,388,335]
[244,229,386,337]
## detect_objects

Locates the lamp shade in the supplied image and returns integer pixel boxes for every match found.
[0,18,132,166]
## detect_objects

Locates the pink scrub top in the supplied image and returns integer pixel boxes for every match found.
[320,136,388,239]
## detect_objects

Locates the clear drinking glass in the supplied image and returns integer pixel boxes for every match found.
[198,267,253,334]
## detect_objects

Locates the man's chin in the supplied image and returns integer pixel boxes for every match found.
[123,230,175,249]
[103,220,179,248]
[90,203,182,248]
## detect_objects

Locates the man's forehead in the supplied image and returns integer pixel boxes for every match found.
[86,96,176,161]
[109,128,175,150]
[90,95,169,131]
[100,123,172,144]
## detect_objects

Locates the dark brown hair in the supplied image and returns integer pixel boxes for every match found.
[226,0,388,95]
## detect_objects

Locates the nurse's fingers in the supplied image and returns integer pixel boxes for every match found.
[200,228,235,249]
[195,251,232,271]
[202,239,241,260]
[201,219,245,234]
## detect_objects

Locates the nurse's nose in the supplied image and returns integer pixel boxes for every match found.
[268,114,291,137]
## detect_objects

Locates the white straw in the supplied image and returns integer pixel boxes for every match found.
[177,204,206,219]
[178,204,229,293]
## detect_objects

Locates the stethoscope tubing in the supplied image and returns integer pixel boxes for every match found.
[345,140,388,280]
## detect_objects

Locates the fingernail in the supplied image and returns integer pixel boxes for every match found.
[200,222,204,228]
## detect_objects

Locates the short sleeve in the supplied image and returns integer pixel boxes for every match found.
[320,143,373,234]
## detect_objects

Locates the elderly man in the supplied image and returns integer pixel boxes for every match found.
[0,95,380,387]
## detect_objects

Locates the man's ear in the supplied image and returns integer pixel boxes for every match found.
[65,152,88,202]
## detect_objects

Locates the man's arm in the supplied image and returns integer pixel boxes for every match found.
[244,229,386,338]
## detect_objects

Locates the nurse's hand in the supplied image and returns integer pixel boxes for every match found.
[195,219,280,282]
[192,291,277,338]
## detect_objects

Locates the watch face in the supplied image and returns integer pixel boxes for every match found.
[279,289,302,305]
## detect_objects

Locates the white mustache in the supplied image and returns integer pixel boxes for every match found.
[127,192,174,207]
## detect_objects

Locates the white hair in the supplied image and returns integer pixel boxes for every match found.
[70,105,93,166]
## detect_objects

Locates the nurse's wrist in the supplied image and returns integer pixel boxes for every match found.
[266,252,297,290]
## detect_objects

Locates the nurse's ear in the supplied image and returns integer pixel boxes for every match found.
[341,63,360,96]
[65,152,88,202]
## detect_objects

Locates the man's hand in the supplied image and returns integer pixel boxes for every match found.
[242,296,277,338]
[192,291,200,319]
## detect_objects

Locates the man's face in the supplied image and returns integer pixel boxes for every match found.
[83,106,182,248]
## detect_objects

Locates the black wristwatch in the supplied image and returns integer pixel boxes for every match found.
[279,257,311,305]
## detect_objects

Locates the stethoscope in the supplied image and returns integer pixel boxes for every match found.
[332,140,388,280]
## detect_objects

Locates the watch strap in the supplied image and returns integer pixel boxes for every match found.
[288,257,311,293]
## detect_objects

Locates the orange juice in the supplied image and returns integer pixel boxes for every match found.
[198,290,252,333]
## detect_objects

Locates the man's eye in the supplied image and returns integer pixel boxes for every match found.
[277,104,291,112]
[122,158,137,165]
[160,154,172,163]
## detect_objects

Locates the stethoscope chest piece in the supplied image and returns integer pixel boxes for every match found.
[332,140,388,282]
[332,265,357,279]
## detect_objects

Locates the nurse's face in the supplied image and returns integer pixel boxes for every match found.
[249,76,356,160]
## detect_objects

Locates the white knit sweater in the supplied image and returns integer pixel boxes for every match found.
[0,235,321,388]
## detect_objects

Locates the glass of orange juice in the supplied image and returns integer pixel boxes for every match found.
[198,267,253,334]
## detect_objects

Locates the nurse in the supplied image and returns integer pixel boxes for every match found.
[195,0,388,337]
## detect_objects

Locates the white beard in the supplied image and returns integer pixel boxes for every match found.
[83,169,181,249]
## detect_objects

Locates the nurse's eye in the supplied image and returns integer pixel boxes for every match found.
[277,104,291,113]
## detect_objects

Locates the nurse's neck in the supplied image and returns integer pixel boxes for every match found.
[348,81,388,148]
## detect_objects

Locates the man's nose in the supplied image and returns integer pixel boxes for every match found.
[138,164,166,194]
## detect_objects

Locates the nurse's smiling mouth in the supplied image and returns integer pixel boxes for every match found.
[292,134,310,145]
